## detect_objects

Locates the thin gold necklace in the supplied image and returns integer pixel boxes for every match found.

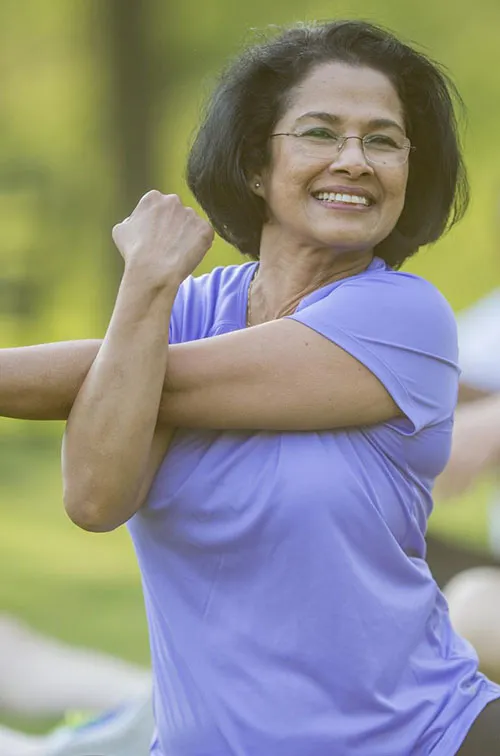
[246,267,258,327]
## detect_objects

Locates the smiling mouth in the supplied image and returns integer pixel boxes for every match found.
[312,191,373,207]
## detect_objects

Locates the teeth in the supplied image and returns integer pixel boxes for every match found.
[315,192,370,205]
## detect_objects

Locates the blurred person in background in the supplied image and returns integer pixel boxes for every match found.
[433,286,500,683]
[0,613,153,755]
[437,285,500,507]
[425,285,500,585]
[1,19,500,755]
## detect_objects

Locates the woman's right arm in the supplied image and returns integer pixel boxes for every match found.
[61,192,213,532]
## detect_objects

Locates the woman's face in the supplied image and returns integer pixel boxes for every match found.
[255,62,410,255]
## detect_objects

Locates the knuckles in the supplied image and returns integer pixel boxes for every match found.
[141,189,181,208]
[141,189,163,204]
[199,223,215,243]
[116,190,214,247]
[111,223,122,243]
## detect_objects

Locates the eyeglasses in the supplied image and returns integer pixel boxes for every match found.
[270,128,415,167]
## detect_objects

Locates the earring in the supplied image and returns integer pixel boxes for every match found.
[255,181,261,188]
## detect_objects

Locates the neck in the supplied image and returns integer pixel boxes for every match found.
[249,233,374,325]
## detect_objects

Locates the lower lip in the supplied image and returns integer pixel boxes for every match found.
[314,198,373,211]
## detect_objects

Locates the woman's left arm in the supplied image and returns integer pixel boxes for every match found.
[160,318,400,431]
[159,274,457,434]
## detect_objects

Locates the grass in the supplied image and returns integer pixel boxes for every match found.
[0,431,149,734]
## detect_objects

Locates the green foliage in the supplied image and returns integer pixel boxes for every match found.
[0,436,149,733]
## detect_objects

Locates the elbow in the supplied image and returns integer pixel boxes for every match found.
[63,489,124,533]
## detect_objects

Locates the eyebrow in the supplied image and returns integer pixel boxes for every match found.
[294,111,406,135]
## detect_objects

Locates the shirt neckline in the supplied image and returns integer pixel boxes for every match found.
[237,257,385,327]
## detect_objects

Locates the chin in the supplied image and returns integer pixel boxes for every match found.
[314,233,378,254]
[309,221,380,248]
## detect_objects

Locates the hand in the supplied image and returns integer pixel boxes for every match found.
[435,398,500,499]
[112,190,214,288]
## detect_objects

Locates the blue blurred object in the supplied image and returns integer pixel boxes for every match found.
[44,693,154,756]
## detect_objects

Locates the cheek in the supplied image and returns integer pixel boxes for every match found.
[264,151,313,197]
[386,170,409,216]
[263,171,309,220]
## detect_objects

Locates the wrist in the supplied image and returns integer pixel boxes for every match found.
[121,262,182,299]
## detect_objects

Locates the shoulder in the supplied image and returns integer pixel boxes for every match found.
[335,263,458,359]
[303,258,453,317]
[297,260,457,357]
[343,262,454,313]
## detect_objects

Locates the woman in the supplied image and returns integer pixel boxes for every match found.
[2,20,500,754]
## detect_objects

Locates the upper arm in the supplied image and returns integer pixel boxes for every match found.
[161,274,460,432]
[163,320,398,430]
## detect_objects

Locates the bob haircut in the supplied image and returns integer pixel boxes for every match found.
[187,21,469,268]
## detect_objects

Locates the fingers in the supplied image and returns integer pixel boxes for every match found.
[114,192,186,228]
[111,189,214,281]
[112,192,178,245]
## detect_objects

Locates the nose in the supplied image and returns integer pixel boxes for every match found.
[328,137,373,177]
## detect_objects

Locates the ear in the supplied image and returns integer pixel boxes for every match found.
[249,176,265,198]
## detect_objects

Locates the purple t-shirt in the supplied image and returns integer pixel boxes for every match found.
[128,258,500,756]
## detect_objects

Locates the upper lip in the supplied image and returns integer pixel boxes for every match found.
[311,185,376,203]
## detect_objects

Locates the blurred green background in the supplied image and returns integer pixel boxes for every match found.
[0,0,499,734]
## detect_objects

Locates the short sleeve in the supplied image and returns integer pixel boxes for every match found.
[168,279,191,346]
[288,271,460,434]
[168,264,252,345]
[168,269,222,345]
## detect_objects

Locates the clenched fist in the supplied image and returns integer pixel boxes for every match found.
[112,190,215,288]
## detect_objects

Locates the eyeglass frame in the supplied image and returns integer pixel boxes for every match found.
[269,132,415,166]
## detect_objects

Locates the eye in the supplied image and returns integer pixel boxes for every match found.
[364,134,400,149]
[299,128,339,141]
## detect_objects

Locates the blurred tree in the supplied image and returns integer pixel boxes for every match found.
[0,0,497,341]
[98,0,166,296]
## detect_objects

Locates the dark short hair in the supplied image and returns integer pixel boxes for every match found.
[186,21,469,268]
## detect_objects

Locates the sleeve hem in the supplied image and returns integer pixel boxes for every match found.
[287,314,422,434]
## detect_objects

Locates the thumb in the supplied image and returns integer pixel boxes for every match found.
[112,216,130,249]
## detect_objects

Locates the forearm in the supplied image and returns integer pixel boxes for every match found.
[0,341,102,420]
[62,271,177,532]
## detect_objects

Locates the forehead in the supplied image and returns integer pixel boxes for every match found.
[281,62,404,128]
